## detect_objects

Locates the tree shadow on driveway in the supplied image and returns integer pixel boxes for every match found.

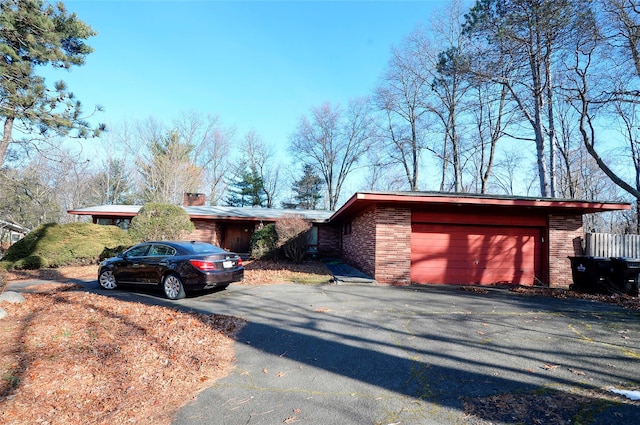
[169,283,640,424]
[49,279,640,424]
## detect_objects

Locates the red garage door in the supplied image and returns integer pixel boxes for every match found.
[411,223,542,285]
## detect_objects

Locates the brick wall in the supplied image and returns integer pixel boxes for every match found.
[183,193,206,206]
[318,225,341,256]
[548,214,584,288]
[343,208,377,277]
[374,207,412,285]
[342,206,412,285]
[187,220,222,246]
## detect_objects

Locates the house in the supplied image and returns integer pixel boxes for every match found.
[0,219,29,250]
[68,193,336,255]
[67,191,630,288]
[331,192,629,288]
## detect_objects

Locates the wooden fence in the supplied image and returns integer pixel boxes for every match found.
[585,233,640,258]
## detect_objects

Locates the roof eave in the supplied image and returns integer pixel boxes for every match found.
[330,192,631,221]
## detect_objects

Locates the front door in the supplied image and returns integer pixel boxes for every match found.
[225,224,252,253]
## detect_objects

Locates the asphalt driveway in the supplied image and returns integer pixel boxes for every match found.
[160,283,640,425]
[12,277,638,424]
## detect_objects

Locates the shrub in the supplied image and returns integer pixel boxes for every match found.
[15,255,48,270]
[250,224,278,260]
[99,245,131,261]
[1,222,132,269]
[128,203,195,242]
[275,215,311,264]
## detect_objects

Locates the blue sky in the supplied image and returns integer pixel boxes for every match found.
[50,0,448,158]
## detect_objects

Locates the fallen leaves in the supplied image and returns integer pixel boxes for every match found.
[460,286,489,294]
[242,260,332,285]
[0,286,246,425]
[464,387,636,424]
[510,285,640,311]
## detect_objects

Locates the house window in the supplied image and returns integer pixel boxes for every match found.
[96,217,131,230]
[115,218,130,230]
[307,226,319,254]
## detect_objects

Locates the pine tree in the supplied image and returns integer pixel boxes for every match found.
[0,0,104,166]
[292,164,323,210]
[225,167,265,207]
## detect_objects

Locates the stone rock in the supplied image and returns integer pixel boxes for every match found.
[0,291,26,304]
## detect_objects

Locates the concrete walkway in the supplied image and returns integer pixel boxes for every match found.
[321,257,376,284]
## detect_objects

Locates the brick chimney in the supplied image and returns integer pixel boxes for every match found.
[183,192,206,207]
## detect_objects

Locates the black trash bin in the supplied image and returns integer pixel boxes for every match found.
[609,257,640,296]
[568,256,613,294]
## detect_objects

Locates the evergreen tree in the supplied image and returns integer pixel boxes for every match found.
[0,0,104,166]
[225,167,265,207]
[292,164,323,210]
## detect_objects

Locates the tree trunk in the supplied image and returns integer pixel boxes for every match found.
[411,113,419,191]
[545,47,557,198]
[1,117,14,166]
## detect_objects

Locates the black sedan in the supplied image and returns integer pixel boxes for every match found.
[98,241,244,299]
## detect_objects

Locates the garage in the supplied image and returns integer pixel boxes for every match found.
[410,209,546,285]
[335,192,630,287]
[411,223,543,285]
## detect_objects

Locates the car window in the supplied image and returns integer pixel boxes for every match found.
[149,244,176,256]
[126,245,150,257]
[189,242,226,254]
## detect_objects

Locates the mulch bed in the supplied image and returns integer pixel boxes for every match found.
[0,283,245,425]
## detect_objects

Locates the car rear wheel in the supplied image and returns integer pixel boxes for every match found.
[98,269,118,290]
[163,274,186,300]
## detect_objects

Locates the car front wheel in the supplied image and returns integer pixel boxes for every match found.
[163,274,186,300]
[98,269,118,290]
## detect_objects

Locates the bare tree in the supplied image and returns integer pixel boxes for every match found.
[289,99,376,210]
[240,130,281,208]
[468,81,512,193]
[137,129,202,204]
[464,0,589,197]
[562,1,640,230]
[362,148,406,191]
[172,112,235,205]
[95,113,235,206]
[427,0,476,192]
[0,155,63,227]
[374,29,431,191]
[92,157,133,205]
